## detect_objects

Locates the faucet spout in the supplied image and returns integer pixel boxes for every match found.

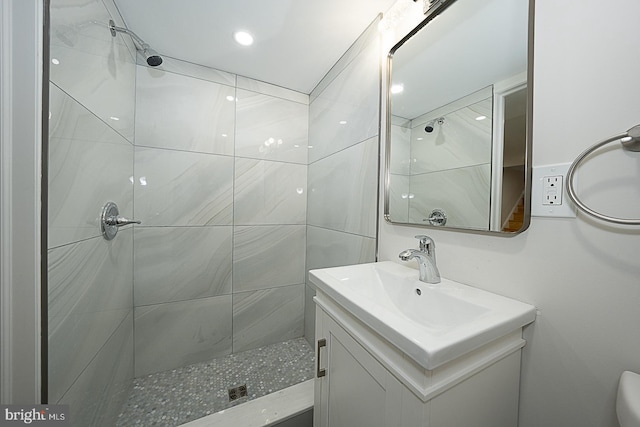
[398,236,441,284]
[398,249,417,261]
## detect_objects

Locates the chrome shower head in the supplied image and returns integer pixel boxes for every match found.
[142,47,163,67]
[109,20,163,67]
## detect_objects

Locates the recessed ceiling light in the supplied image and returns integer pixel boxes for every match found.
[51,58,60,65]
[475,115,487,121]
[339,120,347,125]
[234,31,254,46]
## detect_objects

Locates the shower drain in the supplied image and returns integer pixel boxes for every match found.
[228,384,248,401]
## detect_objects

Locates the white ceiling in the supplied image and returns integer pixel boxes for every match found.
[113,0,398,94]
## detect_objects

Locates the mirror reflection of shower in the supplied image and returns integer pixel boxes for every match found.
[424,117,445,146]
[424,117,444,133]
[108,19,163,66]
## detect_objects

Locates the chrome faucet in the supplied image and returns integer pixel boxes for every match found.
[399,235,441,284]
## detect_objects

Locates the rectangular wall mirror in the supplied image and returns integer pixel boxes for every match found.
[384,0,533,234]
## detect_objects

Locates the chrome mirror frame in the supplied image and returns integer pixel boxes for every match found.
[383,0,535,236]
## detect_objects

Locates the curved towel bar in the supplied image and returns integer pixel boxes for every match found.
[566,124,640,225]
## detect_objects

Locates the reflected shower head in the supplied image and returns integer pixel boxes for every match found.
[424,117,445,133]
[109,20,163,67]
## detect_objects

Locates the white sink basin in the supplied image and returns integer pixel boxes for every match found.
[309,261,536,370]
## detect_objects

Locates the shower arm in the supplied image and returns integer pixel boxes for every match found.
[108,19,163,67]
[109,20,150,52]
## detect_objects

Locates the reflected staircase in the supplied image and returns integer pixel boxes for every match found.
[502,197,525,232]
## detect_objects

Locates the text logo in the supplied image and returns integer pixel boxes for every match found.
[0,405,68,426]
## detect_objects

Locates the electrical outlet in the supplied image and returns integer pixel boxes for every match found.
[542,175,563,205]
[531,163,577,218]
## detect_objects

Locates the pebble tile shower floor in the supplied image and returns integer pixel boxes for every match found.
[117,338,315,426]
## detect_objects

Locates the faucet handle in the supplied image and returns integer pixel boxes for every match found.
[414,235,435,253]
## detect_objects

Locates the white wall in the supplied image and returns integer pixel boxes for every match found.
[379,1,640,426]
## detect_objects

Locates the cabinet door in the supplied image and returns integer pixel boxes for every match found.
[315,308,402,427]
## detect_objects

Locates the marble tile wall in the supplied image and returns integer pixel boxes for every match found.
[50,0,136,141]
[133,60,309,376]
[48,0,135,423]
[307,26,381,164]
[305,17,381,344]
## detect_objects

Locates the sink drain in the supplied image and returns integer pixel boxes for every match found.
[415,288,422,296]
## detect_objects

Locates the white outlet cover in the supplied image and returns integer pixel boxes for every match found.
[531,163,577,218]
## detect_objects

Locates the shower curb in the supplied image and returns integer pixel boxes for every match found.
[179,379,313,427]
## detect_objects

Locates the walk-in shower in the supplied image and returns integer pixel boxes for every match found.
[47,1,380,425]
[48,4,313,425]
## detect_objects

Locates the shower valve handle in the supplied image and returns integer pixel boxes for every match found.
[105,216,141,227]
[101,201,141,241]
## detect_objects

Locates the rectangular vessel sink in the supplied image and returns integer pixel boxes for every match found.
[309,261,536,370]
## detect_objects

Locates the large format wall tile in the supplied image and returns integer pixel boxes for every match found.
[129,60,310,377]
[50,0,133,59]
[309,16,381,104]
[48,84,134,249]
[235,89,308,164]
[305,19,381,346]
[134,296,232,376]
[48,230,132,403]
[50,309,131,405]
[100,0,136,60]
[409,164,491,229]
[232,285,304,353]
[308,35,380,163]
[135,67,235,155]
[304,226,376,347]
[134,147,234,226]
[134,226,232,306]
[234,158,307,225]
[307,137,378,237]
[305,226,376,273]
[48,229,133,320]
[233,225,306,292]
[50,0,135,141]
[49,83,128,144]
[57,312,133,426]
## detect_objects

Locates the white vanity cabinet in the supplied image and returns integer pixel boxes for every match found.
[314,290,526,427]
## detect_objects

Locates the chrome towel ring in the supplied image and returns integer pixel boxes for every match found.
[566,124,640,225]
